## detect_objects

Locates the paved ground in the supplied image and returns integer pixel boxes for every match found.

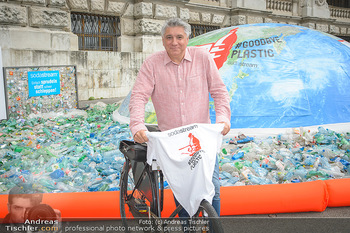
[224,207,350,233]
[2,207,349,233]
[58,207,350,233]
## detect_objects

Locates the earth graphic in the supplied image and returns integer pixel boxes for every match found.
[116,23,350,129]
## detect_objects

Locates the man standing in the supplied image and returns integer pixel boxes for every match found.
[129,18,231,216]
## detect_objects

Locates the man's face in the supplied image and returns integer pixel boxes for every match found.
[8,197,34,223]
[162,26,189,62]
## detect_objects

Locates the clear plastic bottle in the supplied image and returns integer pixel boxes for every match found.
[247,174,273,185]
[252,161,268,177]
[38,177,58,191]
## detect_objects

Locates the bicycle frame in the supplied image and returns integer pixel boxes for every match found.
[120,140,183,219]
[124,157,162,217]
[123,158,184,220]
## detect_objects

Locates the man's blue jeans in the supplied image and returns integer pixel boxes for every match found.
[174,155,221,217]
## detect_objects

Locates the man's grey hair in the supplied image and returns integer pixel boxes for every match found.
[161,18,192,38]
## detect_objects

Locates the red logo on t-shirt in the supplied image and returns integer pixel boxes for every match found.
[179,133,202,156]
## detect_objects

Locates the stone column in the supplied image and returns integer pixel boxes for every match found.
[292,0,299,16]
[300,0,330,18]
[133,2,170,53]
[231,0,267,11]
[118,3,135,52]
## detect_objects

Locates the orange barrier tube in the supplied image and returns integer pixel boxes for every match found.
[0,191,121,221]
[42,191,120,220]
[2,179,350,220]
[0,189,177,221]
[220,180,328,216]
[325,178,350,207]
[0,194,7,219]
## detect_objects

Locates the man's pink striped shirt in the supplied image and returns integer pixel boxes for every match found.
[129,46,231,136]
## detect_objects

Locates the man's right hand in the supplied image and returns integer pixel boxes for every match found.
[133,130,149,143]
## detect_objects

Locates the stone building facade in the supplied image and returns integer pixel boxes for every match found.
[0,0,349,101]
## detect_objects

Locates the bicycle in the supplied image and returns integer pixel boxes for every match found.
[119,135,224,233]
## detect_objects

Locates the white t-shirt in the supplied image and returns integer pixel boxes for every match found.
[146,123,224,217]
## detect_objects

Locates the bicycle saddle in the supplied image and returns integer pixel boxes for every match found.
[119,140,147,162]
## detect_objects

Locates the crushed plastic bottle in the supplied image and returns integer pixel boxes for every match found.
[247,174,274,185]
[232,151,244,160]
[50,169,65,179]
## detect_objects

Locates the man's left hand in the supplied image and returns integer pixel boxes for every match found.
[219,122,230,136]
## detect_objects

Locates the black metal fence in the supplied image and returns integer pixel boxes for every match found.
[190,24,220,39]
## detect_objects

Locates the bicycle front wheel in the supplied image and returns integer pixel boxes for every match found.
[190,199,224,233]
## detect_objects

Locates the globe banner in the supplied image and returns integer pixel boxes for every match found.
[115,23,350,129]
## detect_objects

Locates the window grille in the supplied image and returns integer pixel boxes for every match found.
[327,0,350,8]
[71,13,121,51]
[190,24,220,39]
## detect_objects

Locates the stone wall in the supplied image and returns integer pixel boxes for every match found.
[0,0,349,101]
[1,48,144,101]
[0,0,74,51]
[0,0,143,101]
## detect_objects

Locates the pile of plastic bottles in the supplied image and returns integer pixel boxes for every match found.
[0,103,132,194]
[1,102,350,194]
[219,127,350,186]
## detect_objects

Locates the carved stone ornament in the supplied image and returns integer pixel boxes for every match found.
[315,0,326,6]
[300,0,311,7]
